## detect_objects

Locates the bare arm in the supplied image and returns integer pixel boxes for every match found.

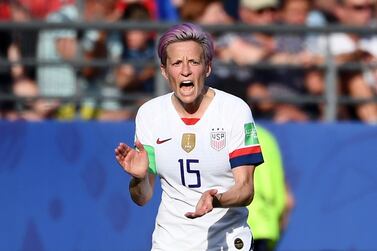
[227,38,271,65]
[185,165,255,218]
[129,173,155,206]
[115,140,154,206]
[214,165,256,207]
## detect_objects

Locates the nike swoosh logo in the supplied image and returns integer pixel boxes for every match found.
[156,138,172,144]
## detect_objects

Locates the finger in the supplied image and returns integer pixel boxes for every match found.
[208,189,218,196]
[115,155,127,170]
[184,212,197,219]
[124,150,134,163]
[115,148,123,158]
[115,143,126,154]
[186,206,208,218]
[120,143,129,152]
[115,145,123,154]
[185,209,207,219]
[120,144,133,156]
[115,155,123,164]
[115,149,127,159]
[134,139,145,152]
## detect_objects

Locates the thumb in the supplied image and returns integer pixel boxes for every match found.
[134,139,145,152]
[209,189,218,196]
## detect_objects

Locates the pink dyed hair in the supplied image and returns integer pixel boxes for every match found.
[157,23,214,66]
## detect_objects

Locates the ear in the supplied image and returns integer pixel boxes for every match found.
[206,63,212,77]
[160,64,168,80]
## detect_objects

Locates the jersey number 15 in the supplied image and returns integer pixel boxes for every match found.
[178,159,201,188]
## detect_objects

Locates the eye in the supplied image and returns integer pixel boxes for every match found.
[190,60,200,65]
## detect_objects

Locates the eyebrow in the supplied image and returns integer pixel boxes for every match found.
[167,56,203,62]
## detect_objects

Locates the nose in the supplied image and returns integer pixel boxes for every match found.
[180,62,192,77]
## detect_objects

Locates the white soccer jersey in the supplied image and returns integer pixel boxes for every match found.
[135,88,263,251]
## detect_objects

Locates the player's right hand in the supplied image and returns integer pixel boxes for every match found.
[115,139,149,179]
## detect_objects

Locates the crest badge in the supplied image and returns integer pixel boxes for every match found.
[234,238,244,250]
[244,122,259,146]
[181,133,196,153]
[210,128,226,151]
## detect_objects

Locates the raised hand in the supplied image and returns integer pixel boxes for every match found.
[185,189,218,219]
[115,139,149,179]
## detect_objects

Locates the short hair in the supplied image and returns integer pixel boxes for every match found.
[157,23,214,66]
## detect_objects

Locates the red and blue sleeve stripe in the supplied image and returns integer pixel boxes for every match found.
[229,145,264,168]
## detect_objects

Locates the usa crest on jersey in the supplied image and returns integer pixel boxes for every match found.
[181,133,196,153]
[210,128,226,151]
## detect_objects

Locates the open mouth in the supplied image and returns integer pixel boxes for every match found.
[180,80,194,88]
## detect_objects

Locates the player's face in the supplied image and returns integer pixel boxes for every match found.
[161,40,211,105]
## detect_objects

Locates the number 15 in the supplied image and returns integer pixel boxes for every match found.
[178,159,201,188]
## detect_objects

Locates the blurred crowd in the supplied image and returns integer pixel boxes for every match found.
[1,0,377,123]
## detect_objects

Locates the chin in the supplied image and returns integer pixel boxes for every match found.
[178,93,198,103]
[178,96,194,104]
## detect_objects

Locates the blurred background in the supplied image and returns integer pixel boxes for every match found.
[1,0,377,250]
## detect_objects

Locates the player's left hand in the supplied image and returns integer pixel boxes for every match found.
[185,189,218,219]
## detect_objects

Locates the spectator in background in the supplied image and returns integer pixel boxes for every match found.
[8,1,38,80]
[80,0,121,120]
[316,0,377,123]
[310,0,339,24]
[305,0,338,66]
[12,77,58,120]
[268,0,324,121]
[115,3,155,94]
[114,0,157,21]
[236,0,324,122]
[224,0,278,66]
[80,0,158,121]
[100,2,156,121]
[247,125,294,251]
[36,0,79,120]
[221,0,281,119]
[0,1,39,119]
[179,0,234,25]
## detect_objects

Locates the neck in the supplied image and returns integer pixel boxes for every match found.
[173,87,214,118]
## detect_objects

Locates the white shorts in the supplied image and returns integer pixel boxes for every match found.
[226,226,253,251]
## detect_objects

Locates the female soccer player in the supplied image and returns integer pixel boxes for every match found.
[115,23,264,251]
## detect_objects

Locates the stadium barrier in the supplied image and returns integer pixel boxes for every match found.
[0,121,376,250]
[1,21,377,122]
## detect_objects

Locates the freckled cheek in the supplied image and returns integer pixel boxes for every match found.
[167,75,180,88]
[165,69,179,81]
[171,73,181,83]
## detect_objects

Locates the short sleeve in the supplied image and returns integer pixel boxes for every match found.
[135,106,157,175]
[228,102,264,168]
